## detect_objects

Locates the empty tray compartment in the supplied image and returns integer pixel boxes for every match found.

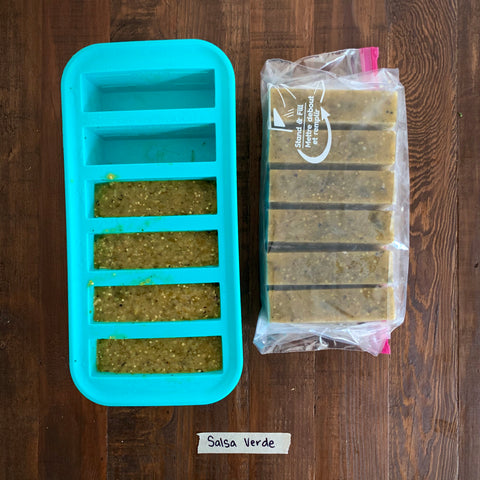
[84,124,216,165]
[82,69,215,112]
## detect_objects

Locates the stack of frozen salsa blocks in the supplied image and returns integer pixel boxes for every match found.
[265,87,398,324]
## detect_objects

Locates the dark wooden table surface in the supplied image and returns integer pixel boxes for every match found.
[1,0,479,478]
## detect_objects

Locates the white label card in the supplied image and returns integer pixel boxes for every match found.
[197,432,291,454]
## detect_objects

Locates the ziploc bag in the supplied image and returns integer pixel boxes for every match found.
[254,48,409,355]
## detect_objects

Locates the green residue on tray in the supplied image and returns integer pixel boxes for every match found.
[108,333,127,340]
[101,225,124,234]
[106,173,117,181]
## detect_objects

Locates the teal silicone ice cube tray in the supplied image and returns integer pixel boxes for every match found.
[61,40,242,406]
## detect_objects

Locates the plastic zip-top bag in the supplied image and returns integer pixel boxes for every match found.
[254,48,409,355]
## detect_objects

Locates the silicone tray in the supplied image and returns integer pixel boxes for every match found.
[61,40,242,406]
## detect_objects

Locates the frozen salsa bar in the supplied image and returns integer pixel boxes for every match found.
[269,87,397,128]
[268,209,393,244]
[269,170,394,205]
[268,129,396,166]
[267,250,391,286]
[268,287,394,323]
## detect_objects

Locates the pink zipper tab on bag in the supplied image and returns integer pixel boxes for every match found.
[360,46,379,71]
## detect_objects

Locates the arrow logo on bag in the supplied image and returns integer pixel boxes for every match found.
[297,107,332,164]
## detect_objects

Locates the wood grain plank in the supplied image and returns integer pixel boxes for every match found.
[0,3,43,477]
[178,2,253,478]
[387,0,459,478]
[457,0,480,478]
[107,407,176,478]
[314,353,390,480]
[107,5,194,480]
[108,3,192,478]
[249,1,317,479]
[1,0,110,478]
[248,350,316,479]
[183,3,253,478]
[345,354,389,479]
[38,1,110,479]
[111,0,179,42]
[315,0,387,51]
[310,2,391,479]
[107,2,252,478]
